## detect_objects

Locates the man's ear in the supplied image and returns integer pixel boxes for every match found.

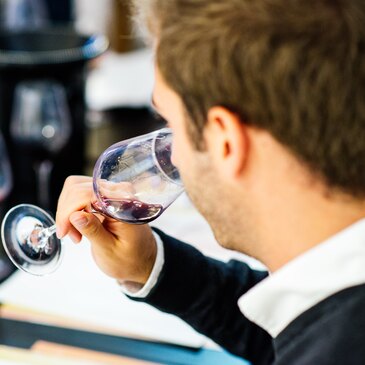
[204,106,248,179]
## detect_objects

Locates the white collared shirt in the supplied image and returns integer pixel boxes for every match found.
[120,231,165,297]
[238,218,365,338]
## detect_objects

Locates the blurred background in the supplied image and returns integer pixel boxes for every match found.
[0,0,162,281]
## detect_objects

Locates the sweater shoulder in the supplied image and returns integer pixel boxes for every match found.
[275,284,365,364]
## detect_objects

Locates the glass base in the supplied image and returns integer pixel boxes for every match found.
[1,204,62,276]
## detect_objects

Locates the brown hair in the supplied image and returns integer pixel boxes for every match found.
[133,0,365,197]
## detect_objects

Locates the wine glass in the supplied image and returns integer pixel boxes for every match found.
[10,80,72,210]
[1,128,183,275]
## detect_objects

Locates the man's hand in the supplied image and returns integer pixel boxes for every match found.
[55,175,157,285]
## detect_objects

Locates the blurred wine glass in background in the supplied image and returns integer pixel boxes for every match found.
[0,132,12,203]
[10,80,71,210]
[0,0,49,30]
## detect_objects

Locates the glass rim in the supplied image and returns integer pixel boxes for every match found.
[151,128,184,187]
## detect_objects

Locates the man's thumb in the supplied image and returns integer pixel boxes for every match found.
[70,212,106,242]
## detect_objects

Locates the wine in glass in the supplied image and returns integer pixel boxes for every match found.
[1,128,183,275]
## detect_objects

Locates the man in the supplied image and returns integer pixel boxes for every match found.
[55,0,365,364]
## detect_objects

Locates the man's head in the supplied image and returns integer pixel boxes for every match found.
[134,0,365,266]
[136,0,365,197]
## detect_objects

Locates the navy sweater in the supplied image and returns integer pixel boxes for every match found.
[131,229,365,364]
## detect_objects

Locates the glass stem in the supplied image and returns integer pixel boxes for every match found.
[33,205,100,252]
[34,224,57,251]
[41,224,57,240]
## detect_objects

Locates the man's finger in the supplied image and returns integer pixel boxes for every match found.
[69,211,113,245]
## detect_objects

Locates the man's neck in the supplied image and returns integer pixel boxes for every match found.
[258,190,365,272]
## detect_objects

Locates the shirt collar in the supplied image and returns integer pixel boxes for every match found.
[238,218,365,338]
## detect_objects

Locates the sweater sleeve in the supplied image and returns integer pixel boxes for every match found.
[129,228,274,365]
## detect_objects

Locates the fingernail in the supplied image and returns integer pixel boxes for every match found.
[56,227,63,239]
[71,216,88,229]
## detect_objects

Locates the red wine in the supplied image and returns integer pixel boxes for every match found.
[101,198,163,223]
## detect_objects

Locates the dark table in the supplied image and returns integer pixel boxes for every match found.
[0,316,249,365]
